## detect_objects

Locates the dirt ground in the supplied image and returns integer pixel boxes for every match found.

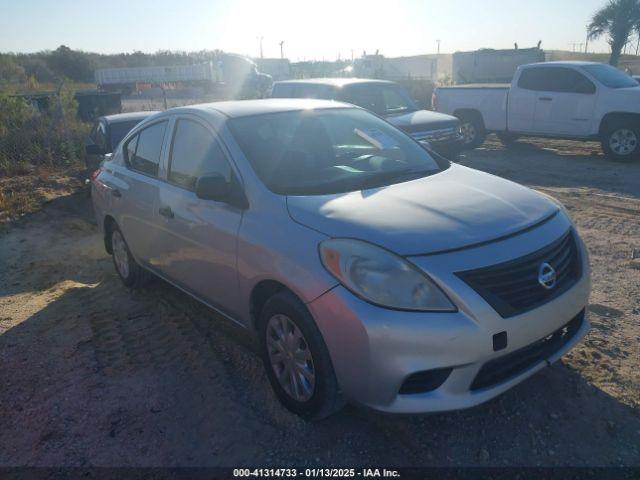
[0,166,85,225]
[0,136,639,467]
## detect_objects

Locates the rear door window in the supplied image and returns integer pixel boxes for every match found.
[341,86,385,114]
[124,121,167,176]
[293,84,335,99]
[272,83,336,99]
[168,119,231,190]
[271,84,294,97]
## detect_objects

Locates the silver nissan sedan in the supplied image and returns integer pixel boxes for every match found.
[91,99,590,420]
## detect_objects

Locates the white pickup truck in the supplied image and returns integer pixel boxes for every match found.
[433,61,640,161]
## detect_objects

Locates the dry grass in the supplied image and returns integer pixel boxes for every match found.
[0,166,85,224]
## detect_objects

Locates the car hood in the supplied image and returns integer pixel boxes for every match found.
[286,164,559,256]
[386,109,459,133]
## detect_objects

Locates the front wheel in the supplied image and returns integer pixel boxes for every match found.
[259,291,344,420]
[601,124,640,162]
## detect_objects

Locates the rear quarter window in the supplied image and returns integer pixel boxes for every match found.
[124,121,168,177]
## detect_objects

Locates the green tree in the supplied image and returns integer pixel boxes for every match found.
[587,0,640,66]
[0,55,26,84]
[46,45,95,82]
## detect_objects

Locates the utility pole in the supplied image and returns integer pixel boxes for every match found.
[436,39,441,55]
[257,36,264,59]
[585,34,589,54]
[279,40,284,59]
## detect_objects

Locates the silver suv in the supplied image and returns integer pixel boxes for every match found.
[91,99,590,420]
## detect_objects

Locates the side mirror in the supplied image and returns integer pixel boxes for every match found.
[195,174,231,201]
[85,144,105,155]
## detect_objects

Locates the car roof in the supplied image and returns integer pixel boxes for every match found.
[100,111,159,124]
[273,78,396,88]
[168,98,355,119]
[523,61,603,68]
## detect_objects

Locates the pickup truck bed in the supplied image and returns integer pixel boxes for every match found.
[433,86,510,137]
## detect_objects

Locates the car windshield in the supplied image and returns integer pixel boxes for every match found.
[581,64,639,88]
[110,120,146,150]
[228,108,446,196]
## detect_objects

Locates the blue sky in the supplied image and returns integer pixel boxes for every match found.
[0,0,616,59]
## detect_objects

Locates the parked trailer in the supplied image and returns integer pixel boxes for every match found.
[95,62,220,90]
[453,47,545,84]
[95,56,272,98]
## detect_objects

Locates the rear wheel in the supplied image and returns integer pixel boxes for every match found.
[457,112,486,149]
[601,123,640,162]
[497,132,520,146]
[258,291,344,420]
[109,224,149,288]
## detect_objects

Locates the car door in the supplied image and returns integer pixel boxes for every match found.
[507,69,538,132]
[525,67,597,136]
[116,119,170,265]
[151,115,244,315]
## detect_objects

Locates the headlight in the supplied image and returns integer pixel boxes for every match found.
[319,239,456,312]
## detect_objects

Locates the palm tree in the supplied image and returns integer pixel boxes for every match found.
[587,0,640,66]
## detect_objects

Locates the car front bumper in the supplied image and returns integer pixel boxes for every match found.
[410,128,465,158]
[425,137,465,158]
[306,213,591,413]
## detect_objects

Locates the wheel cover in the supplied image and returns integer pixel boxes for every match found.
[609,129,638,156]
[266,314,316,402]
[461,122,477,144]
[111,230,130,279]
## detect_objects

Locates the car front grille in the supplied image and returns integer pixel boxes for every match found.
[470,309,585,391]
[411,127,460,144]
[456,229,581,318]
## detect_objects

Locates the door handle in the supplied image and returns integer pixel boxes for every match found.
[110,188,121,198]
[538,97,553,101]
[159,205,174,219]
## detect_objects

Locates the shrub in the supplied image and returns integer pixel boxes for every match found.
[0,90,90,174]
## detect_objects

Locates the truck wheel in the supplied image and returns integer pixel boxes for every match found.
[497,132,520,147]
[258,291,344,421]
[457,112,486,149]
[601,123,640,162]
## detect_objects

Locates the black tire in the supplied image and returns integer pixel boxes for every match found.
[107,223,149,288]
[457,111,486,149]
[497,132,520,146]
[258,291,344,420]
[601,121,640,162]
